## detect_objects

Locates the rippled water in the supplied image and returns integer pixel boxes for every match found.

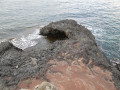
[0,0,120,60]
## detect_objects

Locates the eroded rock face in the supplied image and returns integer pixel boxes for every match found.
[0,20,120,90]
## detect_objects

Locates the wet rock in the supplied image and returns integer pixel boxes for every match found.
[111,58,120,66]
[0,41,13,54]
[118,64,120,70]
[111,58,120,71]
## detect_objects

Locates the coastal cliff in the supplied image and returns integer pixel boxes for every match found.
[0,20,120,90]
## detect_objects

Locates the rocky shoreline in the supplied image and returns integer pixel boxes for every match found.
[0,20,120,90]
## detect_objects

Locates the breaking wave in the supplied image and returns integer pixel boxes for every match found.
[11,29,43,50]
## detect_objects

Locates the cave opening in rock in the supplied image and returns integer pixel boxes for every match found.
[41,29,68,43]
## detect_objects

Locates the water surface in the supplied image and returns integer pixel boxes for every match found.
[0,0,120,60]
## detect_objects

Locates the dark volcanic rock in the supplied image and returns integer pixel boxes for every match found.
[0,20,120,90]
[40,20,111,67]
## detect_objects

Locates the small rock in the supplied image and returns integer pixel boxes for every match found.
[20,89,30,90]
[34,81,57,90]
[16,65,19,69]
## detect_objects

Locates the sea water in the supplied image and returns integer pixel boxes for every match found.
[0,0,120,60]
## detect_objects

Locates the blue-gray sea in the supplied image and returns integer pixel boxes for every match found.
[0,0,120,60]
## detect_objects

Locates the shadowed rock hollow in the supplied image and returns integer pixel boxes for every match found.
[0,20,120,90]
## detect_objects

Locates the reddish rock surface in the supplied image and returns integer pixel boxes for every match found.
[18,58,116,90]
[47,59,116,90]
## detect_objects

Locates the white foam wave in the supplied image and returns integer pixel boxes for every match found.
[11,29,43,50]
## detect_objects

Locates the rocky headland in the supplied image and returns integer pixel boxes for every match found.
[0,20,120,90]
